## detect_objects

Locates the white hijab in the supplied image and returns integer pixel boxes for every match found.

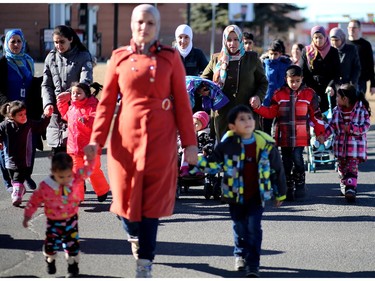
[175,24,193,58]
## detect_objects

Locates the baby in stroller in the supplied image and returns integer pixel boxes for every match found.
[177,111,220,199]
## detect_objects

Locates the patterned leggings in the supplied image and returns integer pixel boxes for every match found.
[44,214,79,256]
[338,157,359,189]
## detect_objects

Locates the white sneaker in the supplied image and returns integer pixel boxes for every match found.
[136,259,152,278]
[234,257,246,271]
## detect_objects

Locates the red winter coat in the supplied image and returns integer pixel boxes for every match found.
[90,40,197,222]
[254,85,325,147]
[58,96,98,156]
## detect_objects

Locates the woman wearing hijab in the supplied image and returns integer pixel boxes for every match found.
[299,25,341,113]
[84,4,198,278]
[175,24,208,112]
[201,24,268,142]
[0,29,42,192]
[329,27,361,87]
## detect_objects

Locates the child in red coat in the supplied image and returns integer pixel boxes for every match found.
[251,65,325,200]
[57,82,110,202]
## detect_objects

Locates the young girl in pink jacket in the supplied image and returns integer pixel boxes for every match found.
[57,82,110,202]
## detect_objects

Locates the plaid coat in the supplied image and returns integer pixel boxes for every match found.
[254,85,325,147]
[325,101,370,161]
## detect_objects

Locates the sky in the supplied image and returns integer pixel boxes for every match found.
[296,1,374,23]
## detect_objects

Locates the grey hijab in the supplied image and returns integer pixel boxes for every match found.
[329,27,346,50]
[131,4,160,53]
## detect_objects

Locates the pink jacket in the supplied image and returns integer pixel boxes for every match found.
[57,96,98,156]
[24,163,93,220]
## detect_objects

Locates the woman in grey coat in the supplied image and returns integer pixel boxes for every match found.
[42,25,93,155]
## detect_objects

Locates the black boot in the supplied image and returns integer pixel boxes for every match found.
[285,176,295,201]
[45,256,56,274]
[294,172,306,199]
[66,261,79,278]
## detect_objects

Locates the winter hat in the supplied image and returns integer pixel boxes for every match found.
[193,111,210,129]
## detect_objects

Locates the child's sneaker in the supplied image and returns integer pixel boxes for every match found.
[245,266,260,277]
[234,256,246,271]
[45,257,56,274]
[136,259,152,278]
[345,188,356,202]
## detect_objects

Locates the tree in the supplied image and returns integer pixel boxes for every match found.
[188,3,306,48]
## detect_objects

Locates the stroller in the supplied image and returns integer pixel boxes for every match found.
[305,91,338,173]
[175,135,221,200]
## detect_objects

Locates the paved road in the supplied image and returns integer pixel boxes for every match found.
[0,62,374,278]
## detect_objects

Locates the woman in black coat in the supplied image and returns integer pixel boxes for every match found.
[299,25,341,114]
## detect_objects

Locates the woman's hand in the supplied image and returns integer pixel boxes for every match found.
[183,145,198,165]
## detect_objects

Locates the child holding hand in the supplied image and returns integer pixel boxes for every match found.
[57,82,110,202]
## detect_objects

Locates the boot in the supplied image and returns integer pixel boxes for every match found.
[294,172,306,199]
[65,254,79,278]
[43,253,57,274]
[285,175,295,201]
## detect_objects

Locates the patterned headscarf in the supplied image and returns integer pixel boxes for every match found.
[305,25,331,69]
[175,24,193,58]
[4,29,34,79]
[213,25,245,88]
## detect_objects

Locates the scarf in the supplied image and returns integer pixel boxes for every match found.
[4,29,34,80]
[175,24,193,58]
[306,26,331,69]
[213,25,245,88]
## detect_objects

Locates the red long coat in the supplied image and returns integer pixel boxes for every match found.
[90,40,197,221]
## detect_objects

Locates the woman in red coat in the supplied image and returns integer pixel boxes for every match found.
[84,4,198,278]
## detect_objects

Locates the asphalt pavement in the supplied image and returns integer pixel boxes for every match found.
[0,63,374,278]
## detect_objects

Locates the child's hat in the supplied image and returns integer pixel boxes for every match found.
[193,111,210,129]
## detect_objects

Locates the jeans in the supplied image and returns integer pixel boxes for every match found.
[280,147,305,176]
[0,149,12,189]
[121,217,159,261]
[229,204,264,268]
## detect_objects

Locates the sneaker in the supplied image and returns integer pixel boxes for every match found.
[245,266,260,278]
[234,257,246,271]
[345,189,356,202]
[66,261,79,278]
[25,178,37,190]
[45,257,56,274]
[136,259,152,278]
[97,192,108,202]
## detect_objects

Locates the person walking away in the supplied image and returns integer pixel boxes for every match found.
[329,27,361,87]
[83,4,198,278]
[23,152,95,278]
[191,104,286,277]
[261,39,292,135]
[251,65,325,201]
[200,24,268,143]
[299,25,341,115]
[174,24,208,113]
[347,19,375,95]
[57,82,110,202]
[42,25,93,156]
[324,83,371,202]
[0,29,43,191]
[0,100,52,206]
